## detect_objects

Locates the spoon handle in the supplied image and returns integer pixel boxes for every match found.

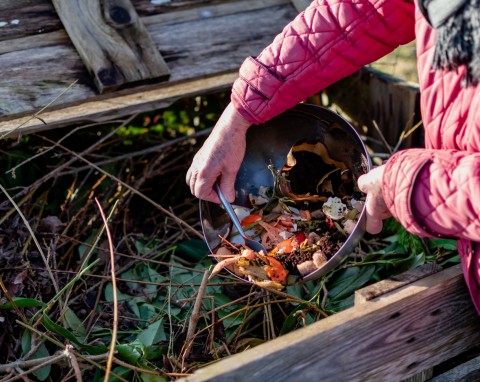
[214,183,246,238]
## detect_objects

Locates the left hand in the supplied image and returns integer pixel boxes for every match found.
[357,165,392,234]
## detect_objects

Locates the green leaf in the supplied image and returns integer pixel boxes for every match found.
[21,329,31,356]
[0,297,46,310]
[144,344,168,361]
[279,302,310,335]
[429,238,457,251]
[137,319,166,347]
[327,266,376,301]
[107,366,132,382]
[31,343,51,381]
[65,307,87,341]
[43,312,107,355]
[139,303,157,321]
[325,295,355,312]
[439,254,461,266]
[175,240,209,262]
[116,340,145,364]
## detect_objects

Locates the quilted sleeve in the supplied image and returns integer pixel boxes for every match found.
[231,0,416,124]
[382,149,480,242]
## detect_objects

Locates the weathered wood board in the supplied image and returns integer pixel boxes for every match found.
[325,67,422,150]
[181,265,480,382]
[52,0,171,93]
[0,0,296,134]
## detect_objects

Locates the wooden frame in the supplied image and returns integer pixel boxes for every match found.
[181,265,480,381]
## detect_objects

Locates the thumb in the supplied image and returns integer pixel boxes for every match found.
[219,172,237,203]
[357,173,369,193]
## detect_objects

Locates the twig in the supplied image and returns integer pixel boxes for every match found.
[1,353,67,382]
[392,118,423,153]
[64,345,82,382]
[0,277,28,324]
[183,270,210,361]
[0,183,59,294]
[57,127,213,176]
[0,80,78,141]
[371,120,393,155]
[38,135,203,239]
[94,198,119,382]
[6,120,126,176]
[4,115,137,207]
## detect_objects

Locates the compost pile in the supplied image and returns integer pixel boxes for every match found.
[0,94,459,381]
[211,140,365,289]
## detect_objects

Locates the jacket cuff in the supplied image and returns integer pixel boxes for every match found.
[382,150,436,237]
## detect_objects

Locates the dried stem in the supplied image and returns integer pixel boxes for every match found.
[38,135,203,239]
[183,270,210,361]
[94,198,119,382]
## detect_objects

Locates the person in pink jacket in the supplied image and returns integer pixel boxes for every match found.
[186,0,480,313]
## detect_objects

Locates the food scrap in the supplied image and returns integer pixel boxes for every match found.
[210,141,365,289]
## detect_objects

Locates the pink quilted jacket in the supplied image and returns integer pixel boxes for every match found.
[230,0,480,313]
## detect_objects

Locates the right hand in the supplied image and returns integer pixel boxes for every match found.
[186,103,251,203]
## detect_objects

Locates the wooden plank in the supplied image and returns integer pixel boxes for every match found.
[181,265,480,382]
[0,1,61,42]
[430,355,480,382]
[51,0,170,93]
[291,0,312,12]
[0,0,297,132]
[325,67,422,150]
[0,72,237,137]
[0,0,290,55]
[354,263,442,305]
[0,0,226,43]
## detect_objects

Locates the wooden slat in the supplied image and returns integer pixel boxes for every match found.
[52,0,170,93]
[0,1,61,42]
[181,265,480,382]
[0,0,296,133]
[354,263,442,305]
[325,67,422,150]
[0,72,237,137]
[0,0,226,43]
[430,355,480,382]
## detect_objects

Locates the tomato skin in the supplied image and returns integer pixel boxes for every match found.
[265,256,288,283]
[295,232,306,243]
[240,214,262,227]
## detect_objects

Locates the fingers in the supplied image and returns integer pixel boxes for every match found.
[365,215,384,234]
[358,166,391,234]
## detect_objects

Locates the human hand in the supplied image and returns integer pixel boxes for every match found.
[357,165,392,234]
[186,103,251,203]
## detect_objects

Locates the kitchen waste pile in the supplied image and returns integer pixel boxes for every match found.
[210,140,365,289]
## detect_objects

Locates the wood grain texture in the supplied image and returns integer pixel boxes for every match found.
[52,0,170,93]
[0,0,297,132]
[181,265,480,382]
[0,1,61,42]
[354,263,443,304]
[0,72,238,137]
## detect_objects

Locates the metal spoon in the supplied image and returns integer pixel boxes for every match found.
[214,183,268,254]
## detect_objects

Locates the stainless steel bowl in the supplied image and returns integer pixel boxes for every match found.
[200,103,372,284]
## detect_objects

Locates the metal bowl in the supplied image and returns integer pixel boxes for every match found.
[200,103,372,284]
